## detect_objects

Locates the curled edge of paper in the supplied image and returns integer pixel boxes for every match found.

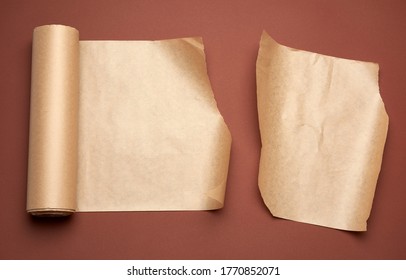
[256,31,389,231]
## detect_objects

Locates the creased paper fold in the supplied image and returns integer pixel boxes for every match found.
[27,25,231,215]
[256,31,388,231]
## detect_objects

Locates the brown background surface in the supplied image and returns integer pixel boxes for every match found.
[1,0,405,259]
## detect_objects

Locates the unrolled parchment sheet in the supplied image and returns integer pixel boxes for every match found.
[256,31,388,231]
[27,25,231,215]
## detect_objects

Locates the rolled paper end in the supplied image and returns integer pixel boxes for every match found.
[27,24,79,217]
[27,208,75,217]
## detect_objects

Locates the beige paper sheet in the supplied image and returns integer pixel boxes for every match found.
[27,25,231,215]
[257,31,388,231]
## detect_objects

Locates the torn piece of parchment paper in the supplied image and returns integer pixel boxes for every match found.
[256,31,388,231]
[27,25,231,216]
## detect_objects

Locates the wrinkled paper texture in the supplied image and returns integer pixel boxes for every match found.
[257,31,388,231]
[27,25,231,215]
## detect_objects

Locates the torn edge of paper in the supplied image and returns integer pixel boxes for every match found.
[256,31,388,231]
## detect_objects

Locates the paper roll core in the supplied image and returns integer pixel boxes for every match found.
[26,25,80,216]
